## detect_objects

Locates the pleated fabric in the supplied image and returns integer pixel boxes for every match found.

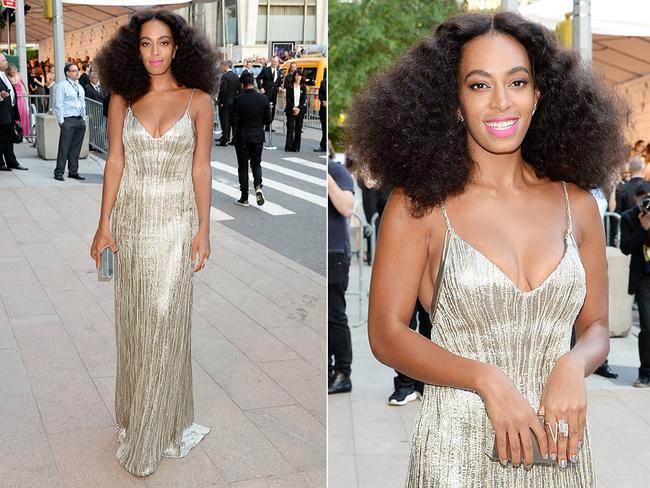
[111,89,210,477]
[405,182,596,487]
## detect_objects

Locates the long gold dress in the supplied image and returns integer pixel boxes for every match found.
[111,89,210,477]
[405,182,595,487]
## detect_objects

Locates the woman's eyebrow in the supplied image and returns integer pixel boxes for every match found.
[463,65,530,82]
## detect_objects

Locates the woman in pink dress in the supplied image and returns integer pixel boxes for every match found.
[7,64,30,137]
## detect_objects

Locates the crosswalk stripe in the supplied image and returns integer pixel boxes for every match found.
[211,179,294,216]
[210,206,234,221]
[261,161,326,187]
[282,157,327,171]
[211,161,326,208]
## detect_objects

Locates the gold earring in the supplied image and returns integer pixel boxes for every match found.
[532,105,537,116]
[458,113,464,123]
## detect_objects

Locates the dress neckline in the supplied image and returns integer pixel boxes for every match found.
[128,107,189,141]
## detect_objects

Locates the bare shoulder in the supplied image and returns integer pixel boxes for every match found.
[382,188,444,250]
[565,182,603,244]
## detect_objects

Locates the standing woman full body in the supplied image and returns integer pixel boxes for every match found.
[7,64,30,137]
[284,69,306,152]
[90,9,218,477]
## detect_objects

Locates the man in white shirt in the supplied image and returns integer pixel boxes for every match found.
[0,53,28,171]
[53,63,86,181]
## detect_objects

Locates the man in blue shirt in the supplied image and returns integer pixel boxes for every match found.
[328,151,355,394]
[53,63,86,181]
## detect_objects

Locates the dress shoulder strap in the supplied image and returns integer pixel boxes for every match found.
[561,181,573,233]
[440,203,453,233]
[186,88,196,111]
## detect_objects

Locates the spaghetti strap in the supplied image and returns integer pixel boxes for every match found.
[561,181,573,233]
[440,203,453,232]
[186,88,196,111]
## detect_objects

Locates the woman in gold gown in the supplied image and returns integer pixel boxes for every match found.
[348,12,629,487]
[89,10,217,477]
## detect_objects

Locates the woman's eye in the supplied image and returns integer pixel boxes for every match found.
[161,41,169,46]
[470,82,489,90]
[511,79,528,87]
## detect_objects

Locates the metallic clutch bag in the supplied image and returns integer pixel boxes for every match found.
[487,416,555,466]
[98,246,115,281]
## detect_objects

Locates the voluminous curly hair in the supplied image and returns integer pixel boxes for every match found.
[348,12,630,216]
[94,9,219,103]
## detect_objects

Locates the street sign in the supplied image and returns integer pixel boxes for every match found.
[2,0,16,9]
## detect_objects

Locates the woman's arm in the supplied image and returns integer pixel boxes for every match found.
[190,90,213,272]
[97,94,127,230]
[89,93,127,266]
[538,185,610,468]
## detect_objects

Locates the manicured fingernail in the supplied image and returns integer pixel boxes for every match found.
[500,459,508,466]
[560,460,567,468]
[543,453,549,460]
[571,454,577,463]
[524,464,533,470]
[578,441,583,449]
[551,453,557,461]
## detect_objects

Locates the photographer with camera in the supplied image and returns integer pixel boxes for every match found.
[620,181,650,387]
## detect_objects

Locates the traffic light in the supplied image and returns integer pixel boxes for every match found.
[556,12,572,48]
[43,0,52,20]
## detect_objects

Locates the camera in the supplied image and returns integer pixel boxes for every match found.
[641,197,650,213]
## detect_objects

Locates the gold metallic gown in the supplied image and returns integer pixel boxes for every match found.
[111,89,210,477]
[406,182,595,487]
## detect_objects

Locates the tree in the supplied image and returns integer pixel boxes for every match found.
[328,0,459,148]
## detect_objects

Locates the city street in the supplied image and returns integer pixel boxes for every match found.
[0,140,325,488]
[210,121,326,276]
[328,255,650,488]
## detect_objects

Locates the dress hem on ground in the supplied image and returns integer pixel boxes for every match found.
[116,422,211,477]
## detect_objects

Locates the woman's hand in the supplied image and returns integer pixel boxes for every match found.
[90,226,118,269]
[538,354,587,468]
[292,107,300,115]
[479,365,548,468]
[191,229,210,272]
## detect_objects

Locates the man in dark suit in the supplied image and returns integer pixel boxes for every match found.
[256,56,283,132]
[315,75,327,152]
[620,181,650,388]
[0,53,27,172]
[217,60,240,146]
[83,71,105,103]
[232,72,271,207]
[283,61,298,91]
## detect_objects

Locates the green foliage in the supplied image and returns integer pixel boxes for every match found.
[328,0,460,150]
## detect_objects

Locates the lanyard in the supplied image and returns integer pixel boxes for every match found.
[67,80,80,100]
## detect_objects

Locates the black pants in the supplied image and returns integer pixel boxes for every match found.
[285,113,304,152]
[328,253,352,376]
[636,275,650,378]
[234,142,263,197]
[218,104,233,142]
[55,117,85,178]
[0,123,19,168]
[318,107,326,150]
[394,299,432,391]
[265,93,278,131]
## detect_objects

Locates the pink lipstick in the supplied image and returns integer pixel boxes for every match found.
[483,117,519,138]
[149,59,163,66]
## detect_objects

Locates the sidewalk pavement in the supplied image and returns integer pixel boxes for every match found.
[329,255,650,488]
[0,143,325,488]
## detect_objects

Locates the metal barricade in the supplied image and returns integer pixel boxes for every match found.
[17,94,50,145]
[85,98,108,153]
[346,212,371,328]
[604,212,621,248]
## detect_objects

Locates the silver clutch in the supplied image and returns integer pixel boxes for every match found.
[98,246,115,281]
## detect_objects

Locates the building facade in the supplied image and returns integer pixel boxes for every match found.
[37,0,326,64]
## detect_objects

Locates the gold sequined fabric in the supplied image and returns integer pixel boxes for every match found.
[111,89,210,477]
[405,182,595,487]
